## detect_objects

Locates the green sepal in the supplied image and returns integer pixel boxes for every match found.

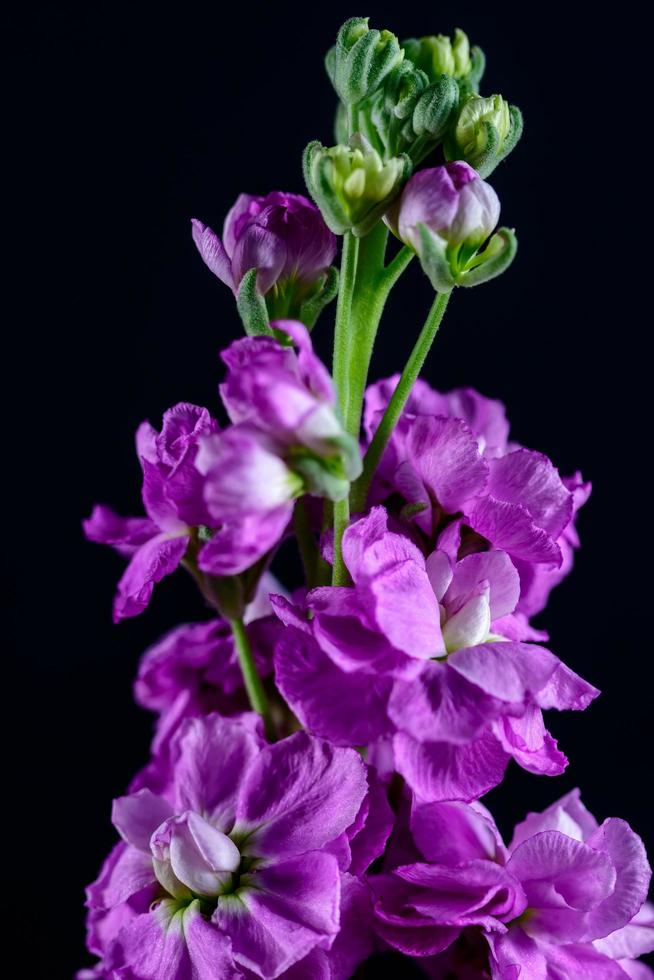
[304,137,412,238]
[458,46,486,97]
[445,95,523,177]
[351,153,412,237]
[327,17,404,105]
[236,268,272,336]
[457,227,518,287]
[334,101,349,143]
[289,432,361,501]
[417,224,456,292]
[412,74,459,139]
[298,265,339,329]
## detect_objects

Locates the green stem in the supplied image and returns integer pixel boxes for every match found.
[229,617,272,734]
[293,498,319,588]
[351,290,452,513]
[345,235,414,441]
[332,496,351,585]
[331,230,360,586]
[332,231,360,425]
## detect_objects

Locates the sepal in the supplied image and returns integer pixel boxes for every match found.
[303,135,412,237]
[297,265,339,330]
[416,224,456,292]
[456,226,518,287]
[326,16,404,105]
[445,95,523,177]
[412,75,460,142]
[236,268,272,336]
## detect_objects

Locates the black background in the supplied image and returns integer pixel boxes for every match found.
[7,1,653,976]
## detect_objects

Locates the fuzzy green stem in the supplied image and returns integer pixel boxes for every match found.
[332,496,351,585]
[351,290,452,513]
[229,617,272,732]
[344,234,414,441]
[332,231,360,424]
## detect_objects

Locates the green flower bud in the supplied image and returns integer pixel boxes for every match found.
[303,135,412,237]
[402,28,485,90]
[326,17,404,105]
[445,94,523,177]
[412,75,459,140]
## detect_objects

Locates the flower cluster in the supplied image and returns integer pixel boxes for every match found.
[80,13,652,980]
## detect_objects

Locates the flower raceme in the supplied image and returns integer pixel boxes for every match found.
[82,713,390,979]
[81,14,653,979]
[83,324,361,615]
[372,789,654,977]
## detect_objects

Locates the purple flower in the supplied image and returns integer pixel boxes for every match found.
[397,162,500,253]
[371,789,653,977]
[195,322,361,576]
[83,403,218,621]
[389,162,515,290]
[364,376,590,621]
[191,192,336,316]
[82,713,386,979]
[273,508,598,801]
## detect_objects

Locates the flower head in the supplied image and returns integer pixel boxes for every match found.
[392,161,516,291]
[273,508,598,802]
[192,192,337,321]
[82,714,386,979]
[371,789,653,977]
[83,403,218,621]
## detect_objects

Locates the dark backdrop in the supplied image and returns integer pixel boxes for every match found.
[7,1,652,976]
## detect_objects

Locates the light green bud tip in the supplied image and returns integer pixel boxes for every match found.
[327,16,404,105]
[304,135,412,237]
[456,94,510,156]
[404,28,472,80]
[430,28,471,78]
[446,93,523,177]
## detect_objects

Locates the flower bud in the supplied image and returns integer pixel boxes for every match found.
[192,192,338,333]
[304,134,412,237]
[445,94,523,177]
[402,28,485,92]
[394,161,517,291]
[326,16,404,105]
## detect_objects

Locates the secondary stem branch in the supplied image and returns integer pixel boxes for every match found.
[351,290,451,513]
[229,617,272,735]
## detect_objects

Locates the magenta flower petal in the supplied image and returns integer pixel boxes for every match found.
[86,842,156,912]
[488,449,573,540]
[580,820,652,941]
[235,732,367,859]
[273,626,394,746]
[406,415,489,512]
[510,788,600,850]
[393,730,509,802]
[112,789,173,852]
[594,902,654,959]
[466,495,563,565]
[110,900,239,980]
[169,714,264,830]
[197,504,293,577]
[217,852,340,977]
[411,799,505,865]
[443,550,520,621]
[113,532,189,623]
[82,505,158,557]
[191,219,235,290]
